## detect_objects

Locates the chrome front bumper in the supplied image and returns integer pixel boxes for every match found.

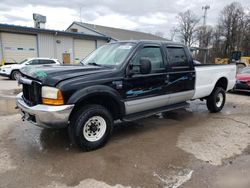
[16,92,74,128]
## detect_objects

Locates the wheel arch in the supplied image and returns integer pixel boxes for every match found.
[214,77,228,91]
[10,69,21,79]
[10,69,20,75]
[68,85,125,121]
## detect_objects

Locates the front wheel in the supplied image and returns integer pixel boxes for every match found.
[68,105,113,151]
[11,70,21,80]
[206,87,226,113]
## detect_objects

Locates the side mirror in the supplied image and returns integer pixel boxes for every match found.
[140,58,151,74]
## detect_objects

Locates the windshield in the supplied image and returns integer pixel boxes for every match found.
[240,68,250,74]
[18,59,28,64]
[81,43,135,67]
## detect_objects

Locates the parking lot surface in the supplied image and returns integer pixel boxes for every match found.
[0,77,249,188]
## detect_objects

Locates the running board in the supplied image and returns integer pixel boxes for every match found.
[123,102,189,121]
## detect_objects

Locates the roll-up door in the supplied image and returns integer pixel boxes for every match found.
[97,40,107,48]
[74,39,95,62]
[1,33,37,63]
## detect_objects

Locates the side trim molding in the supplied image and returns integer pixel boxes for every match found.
[125,90,195,115]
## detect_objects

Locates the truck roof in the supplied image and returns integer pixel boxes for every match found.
[109,40,185,47]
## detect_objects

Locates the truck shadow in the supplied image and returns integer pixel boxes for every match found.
[228,91,249,96]
[38,109,194,152]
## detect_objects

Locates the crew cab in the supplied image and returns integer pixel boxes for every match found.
[0,58,61,80]
[16,41,236,151]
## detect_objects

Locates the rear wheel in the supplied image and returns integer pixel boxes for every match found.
[68,105,113,151]
[206,87,226,113]
[11,70,21,80]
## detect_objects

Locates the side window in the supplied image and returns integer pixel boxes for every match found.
[130,46,164,73]
[29,60,39,65]
[39,60,55,64]
[167,47,189,68]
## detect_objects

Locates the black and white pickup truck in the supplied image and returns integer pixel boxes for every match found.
[16,41,236,151]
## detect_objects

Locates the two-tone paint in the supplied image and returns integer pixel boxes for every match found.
[18,41,236,128]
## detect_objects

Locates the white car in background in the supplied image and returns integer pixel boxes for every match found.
[0,58,61,80]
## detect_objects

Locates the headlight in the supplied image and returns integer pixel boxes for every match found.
[41,86,64,105]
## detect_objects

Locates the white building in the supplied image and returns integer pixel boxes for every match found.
[67,22,167,42]
[0,21,167,65]
[0,23,110,64]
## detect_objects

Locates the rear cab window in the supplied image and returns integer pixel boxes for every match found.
[166,46,191,70]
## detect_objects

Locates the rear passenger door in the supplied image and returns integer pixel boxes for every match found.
[165,46,195,103]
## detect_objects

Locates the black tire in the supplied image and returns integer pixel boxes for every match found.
[206,87,226,113]
[68,104,113,151]
[11,70,21,80]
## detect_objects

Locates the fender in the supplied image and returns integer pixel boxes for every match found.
[67,85,125,116]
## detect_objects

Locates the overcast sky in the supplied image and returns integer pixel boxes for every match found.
[0,0,249,39]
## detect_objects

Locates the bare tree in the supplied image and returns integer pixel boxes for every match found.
[195,25,213,62]
[210,25,225,58]
[197,25,213,48]
[169,27,178,41]
[177,10,200,47]
[241,9,250,53]
[219,2,245,56]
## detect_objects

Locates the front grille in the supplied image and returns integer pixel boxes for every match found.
[22,81,41,106]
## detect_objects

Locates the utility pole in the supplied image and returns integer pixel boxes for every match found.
[202,5,210,27]
[202,5,210,64]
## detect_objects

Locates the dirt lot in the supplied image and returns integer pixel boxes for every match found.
[0,77,249,188]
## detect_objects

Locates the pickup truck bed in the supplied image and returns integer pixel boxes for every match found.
[193,64,236,99]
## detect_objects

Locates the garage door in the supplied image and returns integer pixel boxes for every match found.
[74,39,96,62]
[97,40,107,48]
[1,33,37,64]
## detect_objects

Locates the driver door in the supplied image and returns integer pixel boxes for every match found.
[123,44,169,115]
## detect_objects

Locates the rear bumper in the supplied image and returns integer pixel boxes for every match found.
[16,92,74,128]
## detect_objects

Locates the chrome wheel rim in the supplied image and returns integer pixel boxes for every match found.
[216,93,223,107]
[83,116,106,142]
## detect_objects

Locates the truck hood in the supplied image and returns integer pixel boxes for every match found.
[20,65,111,86]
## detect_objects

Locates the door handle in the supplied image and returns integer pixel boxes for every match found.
[165,74,170,84]
[166,74,170,80]
[188,72,195,80]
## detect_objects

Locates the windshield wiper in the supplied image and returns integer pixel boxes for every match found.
[87,62,102,67]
